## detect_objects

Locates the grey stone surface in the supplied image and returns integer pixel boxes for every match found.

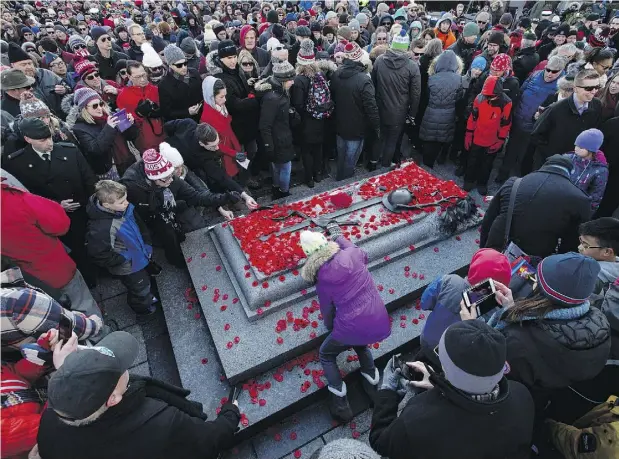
[322,409,372,444]
[129,361,151,377]
[221,441,257,459]
[123,324,147,366]
[280,438,325,459]
[100,293,136,330]
[96,276,127,301]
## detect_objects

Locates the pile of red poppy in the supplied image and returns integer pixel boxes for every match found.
[229,162,465,275]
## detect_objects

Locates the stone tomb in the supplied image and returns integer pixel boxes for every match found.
[181,162,483,384]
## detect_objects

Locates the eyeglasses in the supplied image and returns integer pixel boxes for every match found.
[579,237,605,250]
[597,64,612,71]
[85,72,100,80]
[241,61,254,67]
[172,61,187,68]
[88,102,102,110]
[545,68,561,74]
[99,36,111,42]
[578,85,600,92]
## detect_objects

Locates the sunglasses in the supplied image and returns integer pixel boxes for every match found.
[241,61,254,67]
[79,27,87,31]
[545,68,560,74]
[172,61,188,68]
[119,69,127,75]
[477,20,488,25]
[73,44,87,50]
[413,51,424,56]
[99,36,111,42]
[88,102,102,109]
[85,72,100,80]
[578,85,600,92]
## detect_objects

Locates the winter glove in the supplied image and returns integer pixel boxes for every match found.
[464,131,473,151]
[227,191,242,204]
[235,152,247,162]
[326,222,342,241]
[381,356,407,397]
[136,99,156,118]
[488,140,504,154]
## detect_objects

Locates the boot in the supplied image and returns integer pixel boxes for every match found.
[463,181,475,192]
[436,149,448,165]
[327,382,353,423]
[360,367,379,405]
[279,189,291,198]
[307,179,315,188]
[271,186,281,200]
[367,161,378,172]
[314,173,323,183]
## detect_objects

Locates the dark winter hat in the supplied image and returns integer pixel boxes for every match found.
[487,31,504,46]
[518,17,531,29]
[285,12,298,24]
[217,39,237,59]
[91,26,108,42]
[48,331,138,420]
[462,22,480,38]
[322,25,336,36]
[296,26,311,38]
[55,24,67,33]
[272,23,285,40]
[151,36,166,54]
[499,13,513,27]
[537,253,600,307]
[20,26,33,36]
[180,37,197,54]
[544,153,574,171]
[439,321,506,395]
[586,13,600,22]
[310,21,321,32]
[523,31,537,41]
[19,117,52,140]
[339,13,349,25]
[267,9,279,24]
[567,28,578,38]
[163,44,185,65]
[316,50,329,60]
[273,59,295,82]
[19,92,51,118]
[575,128,604,153]
[296,38,315,65]
[8,42,31,64]
[114,59,127,75]
[555,23,570,37]
[0,68,35,90]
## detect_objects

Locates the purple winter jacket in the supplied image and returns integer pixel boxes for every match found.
[313,237,391,346]
[564,151,609,211]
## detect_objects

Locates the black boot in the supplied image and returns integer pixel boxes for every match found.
[279,189,291,198]
[367,161,378,172]
[314,173,323,183]
[360,368,379,406]
[463,181,475,192]
[328,383,353,423]
[271,186,281,200]
[436,149,448,165]
[307,179,315,188]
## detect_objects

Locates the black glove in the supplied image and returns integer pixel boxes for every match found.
[326,222,342,240]
[227,191,242,204]
[136,99,159,118]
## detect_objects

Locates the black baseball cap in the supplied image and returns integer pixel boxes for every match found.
[48,331,138,420]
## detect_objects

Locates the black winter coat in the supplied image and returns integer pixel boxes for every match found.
[597,114,619,217]
[370,377,534,459]
[480,163,592,257]
[158,69,203,122]
[206,51,260,145]
[1,93,21,117]
[37,385,240,459]
[513,47,540,84]
[126,41,144,61]
[372,49,421,126]
[3,143,96,207]
[531,95,602,161]
[94,49,130,80]
[256,77,298,164]
[330,60,380,140]
[448,38,477,72]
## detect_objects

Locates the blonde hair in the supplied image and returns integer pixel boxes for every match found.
[95,180,127,204]
[80,99,110,124]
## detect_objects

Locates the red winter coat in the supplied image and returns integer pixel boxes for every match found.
[200,103,241,177]
[1,360,46,458]
[116,83,166,152]
[466,76,512,150]
[0,184,76,289]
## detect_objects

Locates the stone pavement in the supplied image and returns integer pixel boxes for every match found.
[92,147,498,459]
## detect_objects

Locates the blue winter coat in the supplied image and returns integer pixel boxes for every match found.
[564,151,609,211]
[419,50,464,143]
[513,70,562,132]
[86,197,152,276]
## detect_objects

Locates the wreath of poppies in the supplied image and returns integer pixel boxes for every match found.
[229,163,466,275]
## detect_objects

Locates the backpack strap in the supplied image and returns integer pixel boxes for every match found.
[504,177,522,249]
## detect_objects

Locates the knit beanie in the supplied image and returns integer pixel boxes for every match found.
[90,26,108,42]
[68,34,87,50]
[213,23,226,37]
[285,13,298,24]
[19,118,52,140]
[73,87,100,110]
[74,59,98,78]
[298,19,309,27]
[272,23,285,40]
[267,9,279,24]
[467,249,511,286]
[296,39,315,65]
[296,26,311,38]
[323,25,335,36]
[180,37,197,54]
[518,17,532,29]
[410,20,422,31]
[337,26,352,41]
[339,13,349,25]
[19,92,51,118]
[499,13,513,27]
[463,22,480,38]
[439,321,506,395]
[470,57,487,73]
[537,253,600,307]
[390,29,409,52]
[7,42,31,63]
[55,24,68,33]
[272,59,295,82]
[266,37,283,53]
[311,438,381,459]
[490,53,512,73]
[40,51,60,69]
[300,231,328,257]
[487,31,504,46]
[523,31,537,42]
[356,13,369,26]
[141,42,163,68]
[159,142,184,168]
[575,128,604,153]
[163,44,186,65]
[114,59,127,76]
[348,19,360,32]
[343,41,363,62]
[143,148,175,181]
[310,21,322,32]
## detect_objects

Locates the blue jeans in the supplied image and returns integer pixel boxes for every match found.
[270,161,291,192]
[336,136,364,181]
[319,333,375,391]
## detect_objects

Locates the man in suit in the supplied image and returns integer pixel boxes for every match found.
[3,118,98,287]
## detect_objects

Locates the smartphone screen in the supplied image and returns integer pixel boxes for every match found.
[463,279,499,316]
[58,314,73,342]
[228,384,241,404]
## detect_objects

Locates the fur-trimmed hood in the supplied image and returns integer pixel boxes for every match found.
[428,50,464,76]
[301,241,340,283]
[206,49,223,75]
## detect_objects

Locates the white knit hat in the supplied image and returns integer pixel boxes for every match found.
[300,231,328,257]
[203,22,217,43]
[266,37,283,53]
[159,142,184,167]
[141,42,163,68]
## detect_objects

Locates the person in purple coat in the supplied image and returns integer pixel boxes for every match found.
[300,229,391,423]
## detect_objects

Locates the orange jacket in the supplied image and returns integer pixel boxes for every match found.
[434,28,457,49]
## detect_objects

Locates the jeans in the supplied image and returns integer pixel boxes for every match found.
[270,161,292,192]
[319,333,376,391]
[336,136,364,180]
[120,269,154,314]
[379,124,404,167]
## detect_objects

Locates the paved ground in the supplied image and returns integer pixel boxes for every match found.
[94,143,499,459]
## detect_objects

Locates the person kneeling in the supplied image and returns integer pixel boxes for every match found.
[300,229,390,422]
[370,321,534,459]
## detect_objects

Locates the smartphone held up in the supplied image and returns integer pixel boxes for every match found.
[462,278,500,317]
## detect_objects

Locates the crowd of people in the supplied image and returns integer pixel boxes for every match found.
[1,1,619,458]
